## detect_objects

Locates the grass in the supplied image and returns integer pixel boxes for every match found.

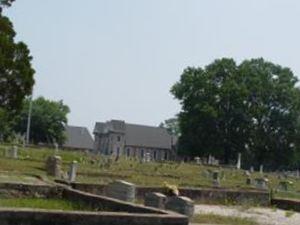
[0,198,93,211]
[192,213,259,225]
[1,143,300,201]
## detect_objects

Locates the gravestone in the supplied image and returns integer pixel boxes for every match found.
[278,181,293,192]
[194,157,201,164]
[208,155,212,165]
[165,196,194,218]
[144,192,167,209]
[259,165,264,174]
[254,178,268,190]
[54,143,59,154]
[236,153,241,169]
[250,166,254,173]
[45,156,62,177]
[106,180,136,202]
[68,160,78,182]
[145,153,151,162]
[246,176,252,185]
[212,171,220,187]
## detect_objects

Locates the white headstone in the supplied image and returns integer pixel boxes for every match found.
[54,143,59,154]
[12,146,18,159]
[106,180,136,202]
[250,166,254,173]
[194,157,201,164]
[259,165,264,174]
[145,152,151,162]
[69,160,78,182]
[236,153,241,170]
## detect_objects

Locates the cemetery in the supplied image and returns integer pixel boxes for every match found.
[1,144,300,225]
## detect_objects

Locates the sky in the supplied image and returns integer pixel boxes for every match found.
[4,0,300,132]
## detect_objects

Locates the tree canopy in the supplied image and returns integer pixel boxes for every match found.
[0,14,35,114]
[14,97,70,144]
[171,58,300,169]
[159,117,180,136]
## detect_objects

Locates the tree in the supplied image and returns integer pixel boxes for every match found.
[14,97,70,144]
[159,117,180,136]
[171,58,300,169]
[0,3,35,115]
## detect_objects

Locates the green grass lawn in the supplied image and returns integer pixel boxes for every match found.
[0,198,93,211]
[1,144,300,200]
[192,213,259,225]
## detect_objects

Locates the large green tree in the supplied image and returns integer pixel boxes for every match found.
[0,0,35,139]
[171,58,300,169]
[14,97,70,144]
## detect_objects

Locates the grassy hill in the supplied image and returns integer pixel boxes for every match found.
[0,144,300,200]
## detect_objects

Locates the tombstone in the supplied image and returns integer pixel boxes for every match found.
[68,160,78,182]
[208,155,212,165]
[144,192,167,209]
[194,157,201,165]
[165,196,194,218]
[245,170,251,176]
[106,180,136,202]
[278,181,293,192]
[54,143,59,154]
[254,178,268,190]
[45,156,62,177]
[246,176,252,185]
[11,145,18,159]
[236,153,241,170]
[259,165,264,174]
[212,171,220,187]
[144,153,151,163]
[250,166,254,173]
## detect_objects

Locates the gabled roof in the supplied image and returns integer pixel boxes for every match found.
[94,120,176,149]
[125,123,172,149]
[64,125,94,150]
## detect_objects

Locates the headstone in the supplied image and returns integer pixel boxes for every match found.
[165,196,194,218]
[11,146,18,159]
[145,153,151,162]
[106,180,136,202]
[259,165,264,174]
[54,143,59,154]
[68,160,78,182]
[194,157,201,164]
[250,166,254,173]
[45,156,62,177]
[208,155,212,165]
[246,176,252,185]
[245,170,251,176]
[144,192,167,209]
[212,171,220,187]
[278,181,293,192]
[236,153,241,170]
[254,178,268,190]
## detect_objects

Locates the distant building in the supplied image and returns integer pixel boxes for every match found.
[63,125,94,151]
[93,120,177,161]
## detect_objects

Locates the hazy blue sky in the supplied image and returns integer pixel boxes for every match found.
[5,0,300,132]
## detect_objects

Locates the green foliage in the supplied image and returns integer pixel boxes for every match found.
[171,58,300,169]
[0,1,34,140]
[0,14,35,114]
[159,117,180,136]
[13,97,70,144]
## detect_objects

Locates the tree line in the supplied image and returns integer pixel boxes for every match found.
[170,58,300,170]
